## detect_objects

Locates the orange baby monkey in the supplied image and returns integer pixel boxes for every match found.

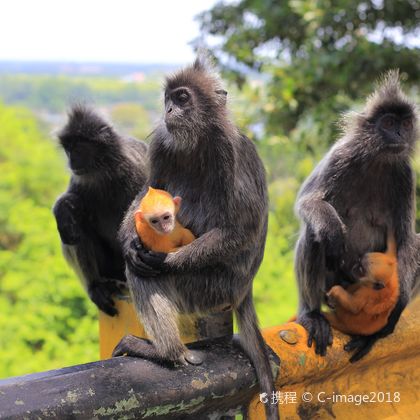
[325,231,399,336]
[134,187,195,253]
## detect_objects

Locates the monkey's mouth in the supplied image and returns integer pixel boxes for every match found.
[386,143,406,154]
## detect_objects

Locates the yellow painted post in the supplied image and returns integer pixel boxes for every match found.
[99,294,233,359]
[247,295,420,419]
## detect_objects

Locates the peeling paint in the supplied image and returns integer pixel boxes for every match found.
[66,390,79,403]
[93,395,140,416]
[191,372,211,390]
[87,388,95,397]
[229,372,238,380]
[14,399,24,405]
[299,353,306,366]
[142,396,205,417]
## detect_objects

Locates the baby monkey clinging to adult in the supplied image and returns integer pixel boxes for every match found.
[134,187,195,253]
[325,231,399,336]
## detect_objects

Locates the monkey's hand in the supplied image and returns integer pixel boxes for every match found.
[344,297,405,362]
[53,192,83,245]
[126,237,167,278]
[325,287,340,309]
[297,310,333,356]
[88,280,121,317]
[317,222,346,272]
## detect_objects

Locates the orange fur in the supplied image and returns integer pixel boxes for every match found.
[134,187,195,253]
[325,232,399,336]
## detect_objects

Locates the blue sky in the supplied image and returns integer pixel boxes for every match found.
[0,0,219,63]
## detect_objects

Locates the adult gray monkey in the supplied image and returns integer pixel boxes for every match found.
[294,71,419,362]
[114,57,279,420]
[53,106,148,316]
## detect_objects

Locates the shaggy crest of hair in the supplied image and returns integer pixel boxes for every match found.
[140,187,174,213]
[165,53,224,99]
[364,70,415,117]
[58,104,114,142]
[339,70,417,136]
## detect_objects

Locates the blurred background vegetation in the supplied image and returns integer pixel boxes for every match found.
[0,0,419,378]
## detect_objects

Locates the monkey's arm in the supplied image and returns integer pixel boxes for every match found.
[62,232,121,316]
[296,191,346,269]
[161,227,252,273]
[327,286,366,314]
[53,191,84,245]
[179,228,196,247]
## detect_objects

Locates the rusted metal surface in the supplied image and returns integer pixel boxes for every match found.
[99,296,233,360]
[248,295,420,419]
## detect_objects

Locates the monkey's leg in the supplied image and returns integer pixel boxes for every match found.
[295,230,333,356]
[115,278,202,365]
[236,292,279,420]
[344,296,406,363]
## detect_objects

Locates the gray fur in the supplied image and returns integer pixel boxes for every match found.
[294,70,419,361]
[53,105,148,316]
[115,57,279,420]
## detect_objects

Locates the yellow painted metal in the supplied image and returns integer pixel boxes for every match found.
[248,295,420,419]
[99,296,232,359]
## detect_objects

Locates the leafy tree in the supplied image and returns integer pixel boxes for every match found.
[198,0,419,153]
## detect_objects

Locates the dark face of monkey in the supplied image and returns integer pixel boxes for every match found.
[370,107,416,156]
[58,109,119,176]
[163,64,228,150]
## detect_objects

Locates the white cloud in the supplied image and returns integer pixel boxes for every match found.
[0,0,218,63]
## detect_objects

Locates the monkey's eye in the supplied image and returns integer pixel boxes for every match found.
[151,219,158,224]
[402,118,413,130]
[176,90,190,104]
[382,116,396,129]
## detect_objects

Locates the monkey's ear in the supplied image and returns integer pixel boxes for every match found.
[134,210,144,223]
[215,89,228,105]
[173,196,182,212]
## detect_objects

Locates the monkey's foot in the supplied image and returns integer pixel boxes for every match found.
[89,281,121,317]
[112,335,158,359]
[112,335,200,366]
[344,335,378,363]
[297,310,333,356]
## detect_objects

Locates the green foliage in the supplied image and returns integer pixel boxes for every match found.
[0,104,98,378]
[111,102,152,140]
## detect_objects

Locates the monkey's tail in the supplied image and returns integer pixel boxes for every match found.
[235,291,280,420]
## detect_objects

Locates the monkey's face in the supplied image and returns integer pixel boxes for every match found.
[164,87,196,131]
[147,211,176,235]
[372,109,416,156]
[60,130,116,176]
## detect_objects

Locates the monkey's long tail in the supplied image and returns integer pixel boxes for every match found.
[236,291,280,420]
